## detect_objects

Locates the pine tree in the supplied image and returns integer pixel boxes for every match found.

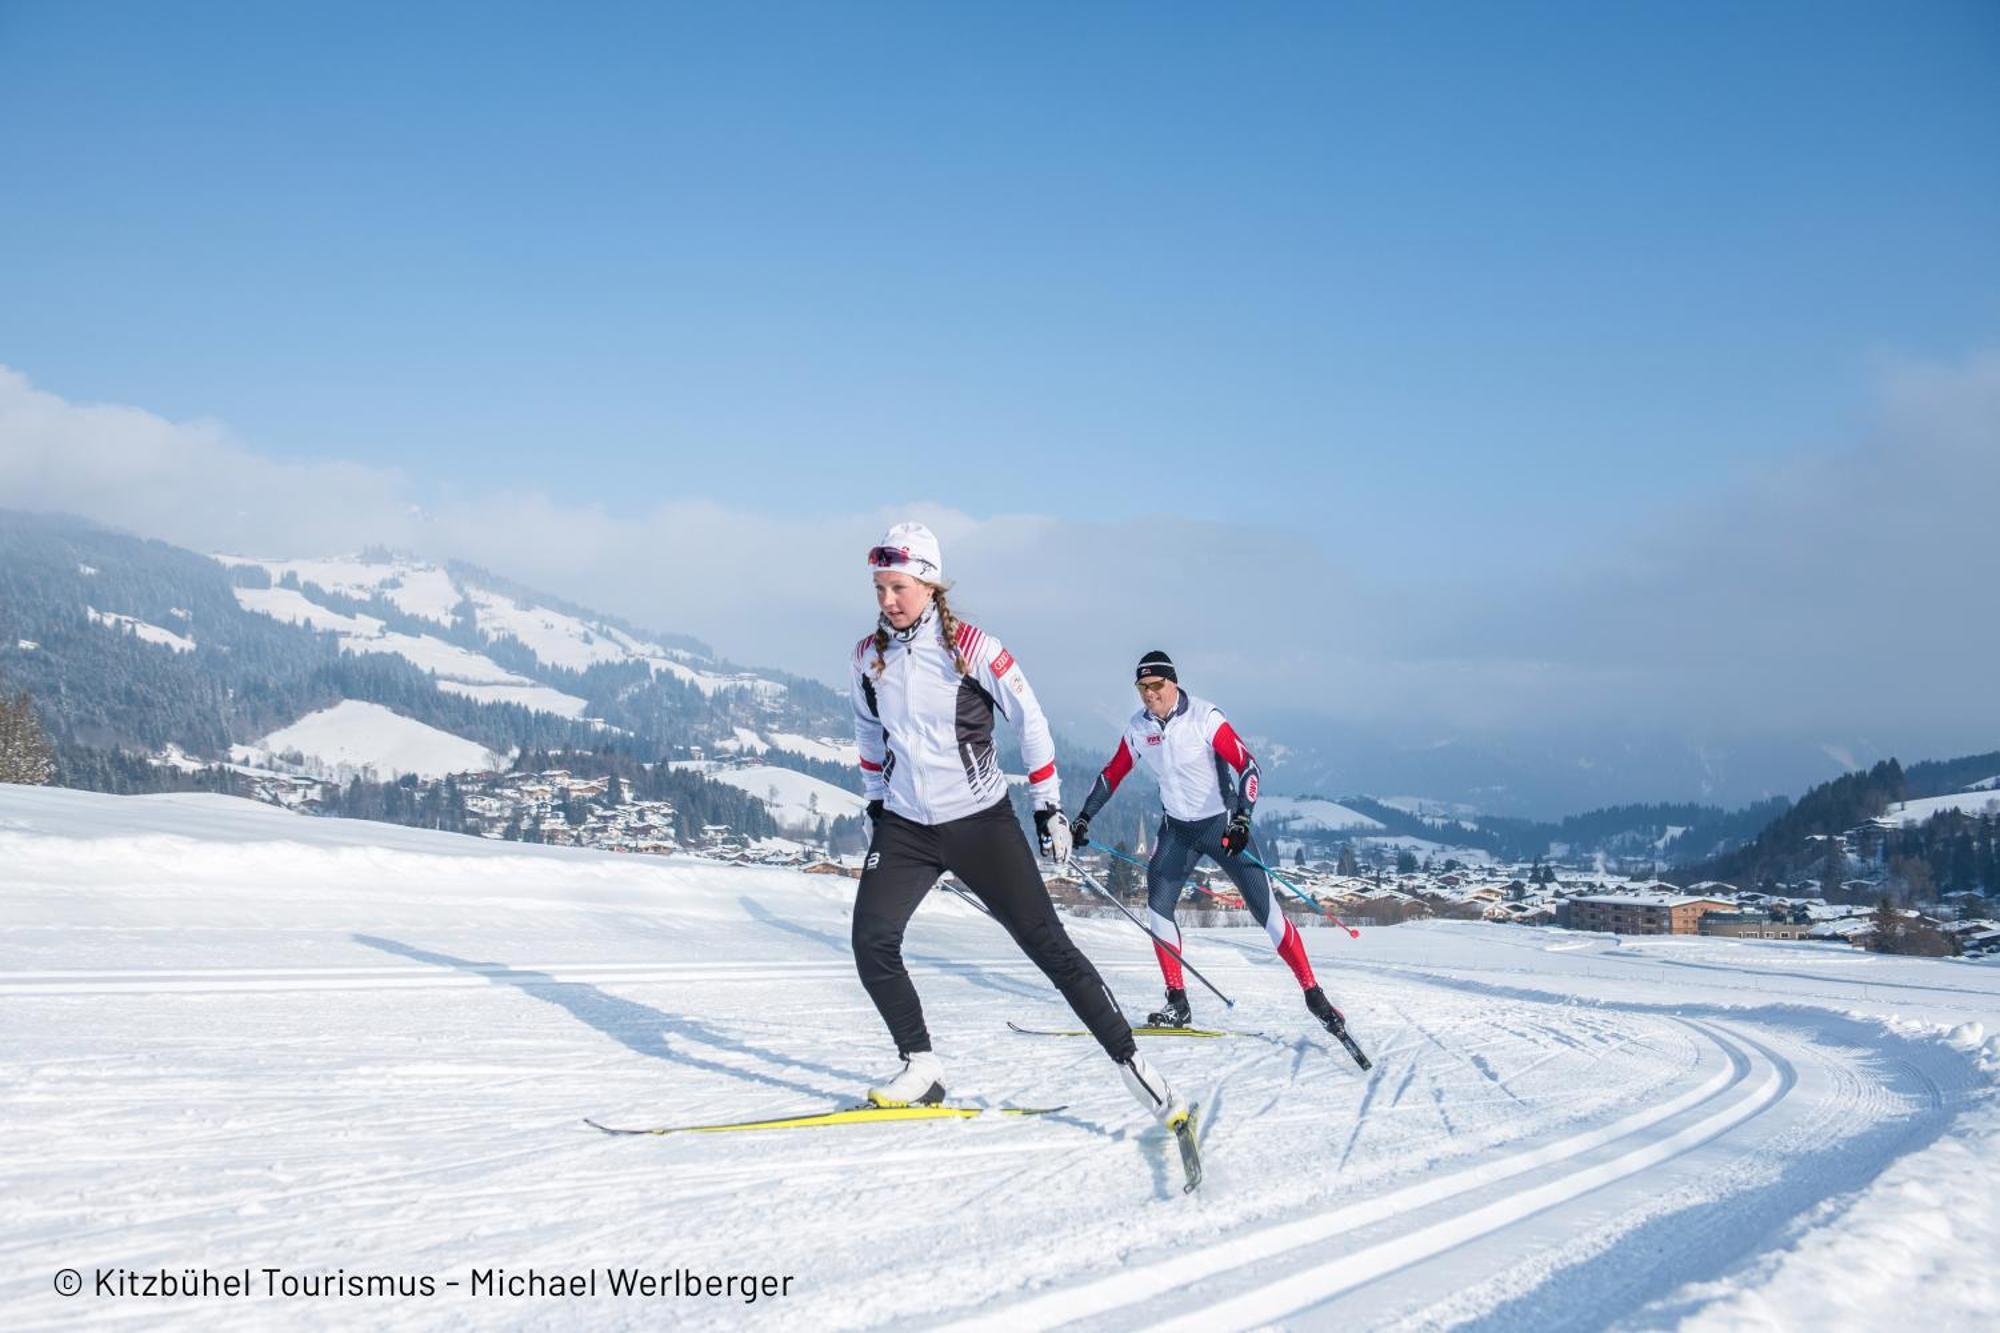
[0,690,57,785]
[1949,832,1978,896]
[1337,843,1359,877]
[1821,837,1848,901]
[1870,897,1903,954]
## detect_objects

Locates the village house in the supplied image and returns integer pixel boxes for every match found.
[1698,912,1809,941]
[1558,894,1738,936]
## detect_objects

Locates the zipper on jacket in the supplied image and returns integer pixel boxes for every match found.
[896,633,932,822]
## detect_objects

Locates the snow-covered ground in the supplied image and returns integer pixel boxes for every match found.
[3,785,1996,1331]
[765,732,857,766]
[1885,790,2000,826]
[215,556,463,626]
[1257,796,1385,832]
[86,607,196,653]
[229,701,508,781]
[700,764,868,831]
[711,729,858,769]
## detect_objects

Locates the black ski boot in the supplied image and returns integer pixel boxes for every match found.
[1305,986,1372,1070]
[1145,987,1192,1029]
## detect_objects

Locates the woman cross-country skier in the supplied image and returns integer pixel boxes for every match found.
[1072,650,1357,1042]
[848,523,1191,1139]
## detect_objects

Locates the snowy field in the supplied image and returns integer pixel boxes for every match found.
[229,701,509,782]
[3,786,1997,1332]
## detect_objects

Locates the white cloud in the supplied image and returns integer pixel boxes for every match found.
[1408,349,2000,742]
[0,365,1361,719]
[0,366,418,555]
[4,354,1995,778]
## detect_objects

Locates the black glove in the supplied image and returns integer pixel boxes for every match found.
[1070,813,1091,847]
[1220,811,1251,857]
[867,799,884,824]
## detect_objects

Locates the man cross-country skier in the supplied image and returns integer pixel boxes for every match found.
[1072,651,1357,1042]
[849,524,1195,1158]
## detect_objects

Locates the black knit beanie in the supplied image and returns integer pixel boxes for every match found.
[1135,650,1177,684]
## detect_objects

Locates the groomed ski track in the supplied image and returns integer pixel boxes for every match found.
[4,787,1997,1330]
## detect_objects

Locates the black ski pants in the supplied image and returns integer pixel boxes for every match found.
[853,797,1136,1062]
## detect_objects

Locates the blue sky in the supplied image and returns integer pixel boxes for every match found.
[3,2,1998,807]
[4,2,1994,571]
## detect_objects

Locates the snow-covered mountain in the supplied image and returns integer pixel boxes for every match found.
[0,512,865,838]
[216,550,790,715]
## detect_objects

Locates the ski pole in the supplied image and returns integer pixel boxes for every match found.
[1067,862,1235,1009]
[1244,853,1361,938]
[938,877,994,919]
[1084,837,1359,939]
[1088,840,1232,907]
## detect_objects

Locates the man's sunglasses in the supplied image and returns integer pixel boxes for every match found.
[1137,678,1174,693]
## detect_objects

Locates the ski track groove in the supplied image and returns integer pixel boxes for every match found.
[945,1015,1767,1331]
[946,996,1973,1333]
[7,900,1987,1333]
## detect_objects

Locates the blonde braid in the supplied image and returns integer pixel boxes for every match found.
[932,587,970,675]
[870,623,890,677]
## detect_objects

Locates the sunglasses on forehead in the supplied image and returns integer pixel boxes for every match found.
[868,545,939,578]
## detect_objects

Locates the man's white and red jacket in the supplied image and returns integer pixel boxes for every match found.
[1079,690,1261,826]
[850,606,1060,826]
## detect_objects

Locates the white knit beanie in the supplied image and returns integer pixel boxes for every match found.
[866,522,944,583]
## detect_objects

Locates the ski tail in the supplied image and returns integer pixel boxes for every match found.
[1172,1102,1203,1193]
[1339,1032,1372,1070]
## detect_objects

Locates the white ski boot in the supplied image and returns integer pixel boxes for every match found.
[1120,1052,1202,1191]
[1118,1051,1188,1128]
[866,1051,946,1108]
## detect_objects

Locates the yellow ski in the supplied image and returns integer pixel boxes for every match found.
[584,1103,1063,1136]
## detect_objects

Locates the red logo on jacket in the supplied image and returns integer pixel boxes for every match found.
[990,649,1015,677]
